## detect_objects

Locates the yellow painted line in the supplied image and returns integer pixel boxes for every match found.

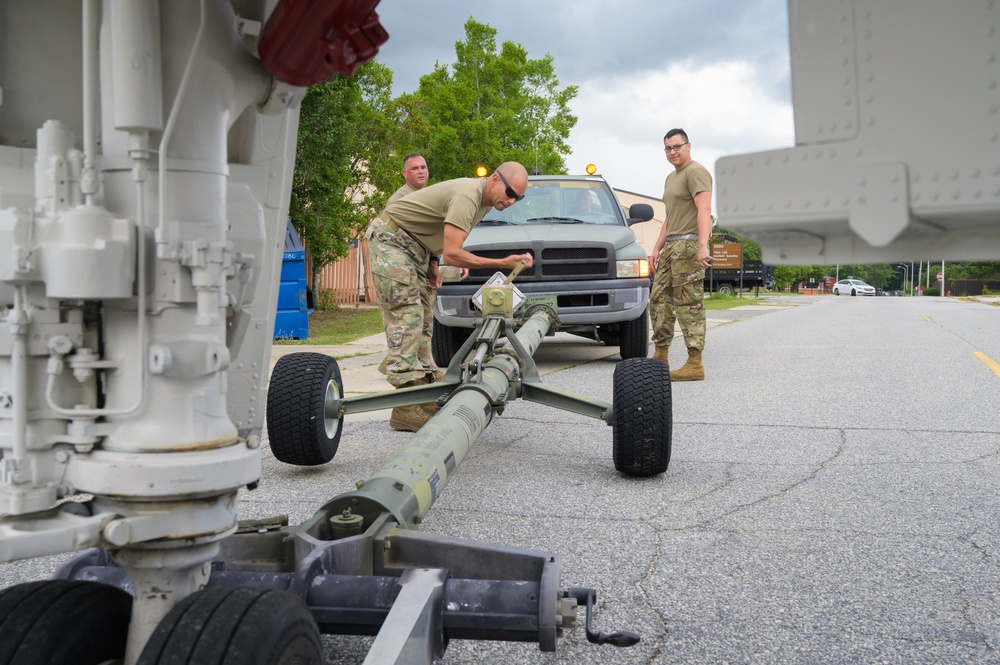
[923,316,933,322]
[973,352,1000,378]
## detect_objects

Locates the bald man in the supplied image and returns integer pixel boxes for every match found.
[365,162,534,431]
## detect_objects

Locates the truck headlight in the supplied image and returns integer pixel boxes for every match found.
[616,259,650,279]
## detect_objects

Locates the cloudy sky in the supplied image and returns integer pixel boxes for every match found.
[372,0,796,200]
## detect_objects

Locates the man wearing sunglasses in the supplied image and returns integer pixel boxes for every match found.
[649,128,713,381]
[366,162,533,431]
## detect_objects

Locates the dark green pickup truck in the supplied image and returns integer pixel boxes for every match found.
[432,174,654,365]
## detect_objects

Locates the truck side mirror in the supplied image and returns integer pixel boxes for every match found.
[626,203,654,225]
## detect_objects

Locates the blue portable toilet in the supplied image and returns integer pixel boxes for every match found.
[273,220,312,339]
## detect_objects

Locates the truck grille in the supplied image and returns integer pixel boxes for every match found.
[465,244,613,283]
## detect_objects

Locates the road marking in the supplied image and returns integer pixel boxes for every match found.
[973,352,1000,378]
[923,316,933,322]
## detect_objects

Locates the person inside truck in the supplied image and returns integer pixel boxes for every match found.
[568,189,600,216]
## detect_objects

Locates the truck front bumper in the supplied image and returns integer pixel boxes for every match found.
[433,278,649,329]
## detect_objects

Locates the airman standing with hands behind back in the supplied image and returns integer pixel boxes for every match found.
[366,162,533,431]
[648,128,713,381]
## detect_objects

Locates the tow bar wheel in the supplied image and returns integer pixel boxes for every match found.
[266,352,343,466]
[612,358,672,476]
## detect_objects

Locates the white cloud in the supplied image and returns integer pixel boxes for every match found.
[566,60,795,198]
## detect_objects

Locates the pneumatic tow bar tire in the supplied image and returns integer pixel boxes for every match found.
[612,357,672,477]
[266,352,343,466]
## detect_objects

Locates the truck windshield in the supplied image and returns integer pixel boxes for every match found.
[485,181,624,226]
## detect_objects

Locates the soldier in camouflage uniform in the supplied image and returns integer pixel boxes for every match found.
[649,129,714,381]
[366,162,532,431]
[377,153,437,379]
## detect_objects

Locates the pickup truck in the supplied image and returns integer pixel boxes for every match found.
[432,173,654,365]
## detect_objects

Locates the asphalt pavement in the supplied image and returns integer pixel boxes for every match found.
[4,294,998,664]
[258,294,1000,664]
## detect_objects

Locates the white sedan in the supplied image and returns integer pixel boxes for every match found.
[832,279,876,296]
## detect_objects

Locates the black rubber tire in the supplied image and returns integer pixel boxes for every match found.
[432,318,472,367]
[266,352,342,466]
[851,289,857,296]
[0,580,132,665]
[833,288,840,296]
[137,587,322,665]
[618,308,649,360]
[717,283,735,296]
[612,357,672,477]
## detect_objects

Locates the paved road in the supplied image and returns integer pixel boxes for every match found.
[271,295,1000,663]
[4,295,998,664]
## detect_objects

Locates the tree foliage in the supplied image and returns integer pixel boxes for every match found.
[942,261,1000,280]
[765,261,1000,291]
[289,61,401,278]
[714,224,761,261]
[402,18,578,180]
[289,20,578,277]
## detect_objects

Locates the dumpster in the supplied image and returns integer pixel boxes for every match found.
[274,220,312,339]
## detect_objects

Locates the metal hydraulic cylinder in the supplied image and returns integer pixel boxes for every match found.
[323,308,554,529]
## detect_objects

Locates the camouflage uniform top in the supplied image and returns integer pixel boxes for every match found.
[661,160,712,237]
[385,182,417,206]
[382,178,491,255]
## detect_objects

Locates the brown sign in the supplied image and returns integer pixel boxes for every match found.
[711,242,743,269]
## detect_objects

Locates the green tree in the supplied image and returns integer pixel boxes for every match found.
[773,265,819,290]
[943,261,1000,280]
[289,61,401,279]
[714,224,761,261]
[406,18,578,179]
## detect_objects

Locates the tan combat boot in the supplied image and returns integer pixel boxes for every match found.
[670,348,704,381]
[389,378,434,431]
[377,355,388,375]
[652,346,670,368]
[389,404,432,431]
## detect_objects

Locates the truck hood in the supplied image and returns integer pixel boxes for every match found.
[467,223,637,250]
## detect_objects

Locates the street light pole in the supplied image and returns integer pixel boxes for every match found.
[896,264,908,296]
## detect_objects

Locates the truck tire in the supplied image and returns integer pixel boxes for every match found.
[432,318,471,367]
[612,357,671,477]
[717,283,735,296]
[618,308,649,360]
[266,352,342,466]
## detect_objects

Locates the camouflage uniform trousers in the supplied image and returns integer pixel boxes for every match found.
[366,218,436,388]
[649,239,706,351]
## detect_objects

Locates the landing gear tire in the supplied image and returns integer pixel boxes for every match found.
[717,283,735,296]
[0,579,131,665]
[138,587,323,665]
[618,308,649,360]
[266,352,343,466]
[432,318,472,367]
[612,357,672,477]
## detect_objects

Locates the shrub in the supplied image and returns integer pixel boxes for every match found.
[313,288,339,310]
[923,287,940,296]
